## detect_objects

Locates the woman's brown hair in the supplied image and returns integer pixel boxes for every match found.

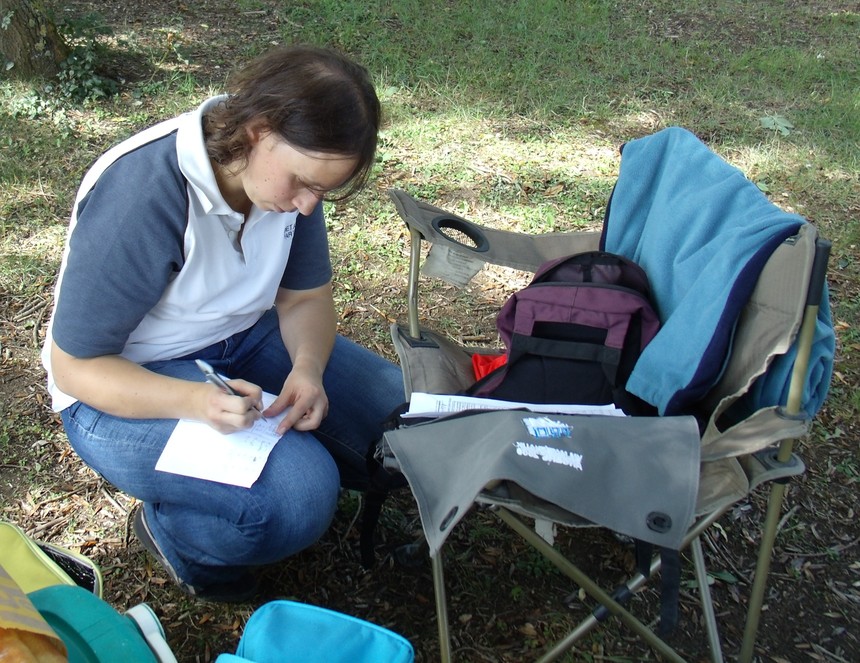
[204,45,381,201]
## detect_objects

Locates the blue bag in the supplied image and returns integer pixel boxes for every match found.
[216,600,414,663]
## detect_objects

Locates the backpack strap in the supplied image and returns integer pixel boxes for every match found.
[359,486,388,569]
[658,547,682,637]
[635,540,681,637]
[359,404,412,568]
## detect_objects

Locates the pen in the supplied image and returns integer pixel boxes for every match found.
[195,359,262,413]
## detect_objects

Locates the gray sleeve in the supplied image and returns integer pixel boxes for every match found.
[52,135,189,358]
[280,201,333,290]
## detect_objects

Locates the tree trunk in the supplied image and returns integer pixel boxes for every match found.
[0,0,68,79]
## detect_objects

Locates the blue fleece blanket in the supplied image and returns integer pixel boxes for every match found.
[602,127,833,417]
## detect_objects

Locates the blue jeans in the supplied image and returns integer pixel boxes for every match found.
[62,309,404,588]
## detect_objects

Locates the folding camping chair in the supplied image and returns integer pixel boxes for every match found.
[379,127,834,663]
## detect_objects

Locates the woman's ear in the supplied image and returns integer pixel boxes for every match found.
[245,119,271,145]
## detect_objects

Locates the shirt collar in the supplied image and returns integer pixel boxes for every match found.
[176,95,239,218]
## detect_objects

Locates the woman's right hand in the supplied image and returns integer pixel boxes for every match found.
[51,343,263,432]
[197,379,264,434]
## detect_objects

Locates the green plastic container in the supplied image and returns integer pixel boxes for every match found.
[28,585,160,663]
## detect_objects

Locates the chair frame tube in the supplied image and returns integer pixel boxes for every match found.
[427,504,737,661]
[739,239,830,663]
[691,535,725,663]
[495,507,688,663]
[407,228,424,339]
[430,553,453,663]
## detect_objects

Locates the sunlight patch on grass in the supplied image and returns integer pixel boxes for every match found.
[378,104,619,233]
[720,139,859,230]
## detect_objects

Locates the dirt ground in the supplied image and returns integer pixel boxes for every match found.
[2,1,858,662]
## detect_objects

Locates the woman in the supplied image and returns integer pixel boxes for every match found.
[41,45,404,602]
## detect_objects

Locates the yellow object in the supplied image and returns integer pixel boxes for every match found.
[0,565,68,662]
[0,524,76,596]
[0,522,101,597]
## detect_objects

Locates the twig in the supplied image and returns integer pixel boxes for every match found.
[776,503,800,534]
[13,299,44,321]
[702,528,752,584]
[460,335,494,343]
[810,642,852,663]
[785,536,860,558]
[31,299,51,347]
[34,490,78,510]
[29,515,69,536]
[342,492,363,545]
[101,486,128,516]
[368,303,395,323]
[8,295,51,347]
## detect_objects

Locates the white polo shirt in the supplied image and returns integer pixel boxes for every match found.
[42,96,332,411]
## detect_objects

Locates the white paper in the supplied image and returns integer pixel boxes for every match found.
[155,392,286,488]
[404,392,625,418]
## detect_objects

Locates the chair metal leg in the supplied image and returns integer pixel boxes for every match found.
[741,241,829,661]
[515,508,730,662]
[495,507,689,663]
[406,227,424,339]
[431,550,453,663]
[540,552,664,661]
[537,545,665,661]
[739,478,788,663]
[690,535,724,663]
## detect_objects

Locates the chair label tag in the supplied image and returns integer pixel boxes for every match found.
[422,245,483,287]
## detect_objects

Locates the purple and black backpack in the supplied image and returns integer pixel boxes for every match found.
[469,251,661,415]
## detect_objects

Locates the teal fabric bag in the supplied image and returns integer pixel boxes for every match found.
[216,600,414,663]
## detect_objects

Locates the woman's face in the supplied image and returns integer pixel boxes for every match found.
[241,127,358,216]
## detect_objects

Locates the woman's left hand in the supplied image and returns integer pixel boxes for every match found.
[269,282,336,435]
[267,364,329,434]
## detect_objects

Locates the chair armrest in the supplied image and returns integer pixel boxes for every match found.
[389,188,601,273]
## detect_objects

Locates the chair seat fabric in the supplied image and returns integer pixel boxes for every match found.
[383,410,701,555]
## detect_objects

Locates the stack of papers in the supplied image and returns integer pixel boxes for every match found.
[404,392,625,418]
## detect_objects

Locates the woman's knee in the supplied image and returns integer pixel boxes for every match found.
[246,434,341,559]
[61,404,174,496]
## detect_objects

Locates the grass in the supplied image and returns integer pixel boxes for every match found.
[1,0,859,660]
[3,2,858,262]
